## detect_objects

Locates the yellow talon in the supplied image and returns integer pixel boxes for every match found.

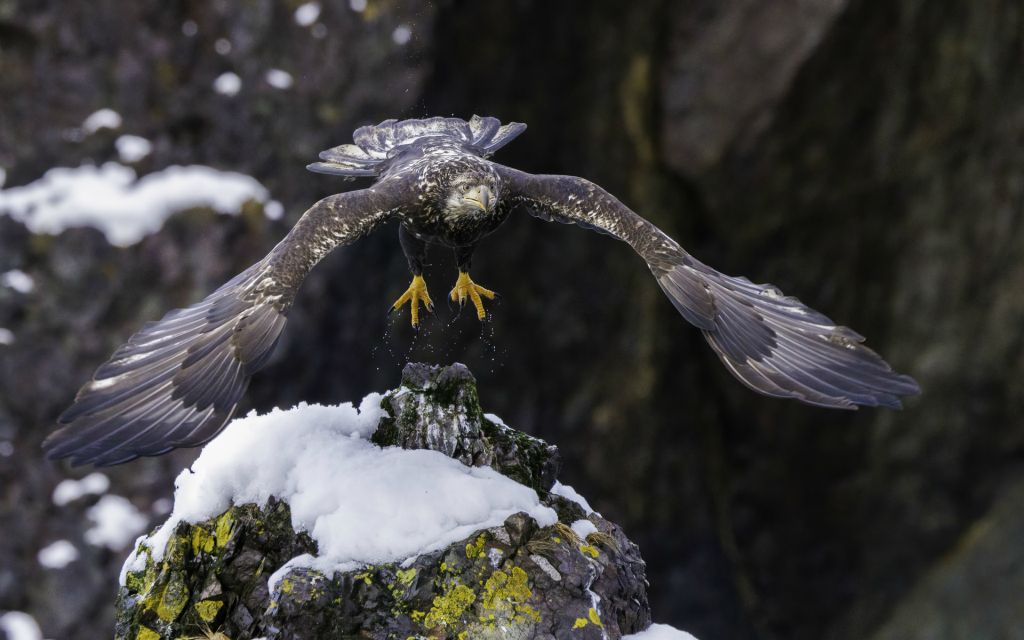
[392,274,434,327]
[449,271,496,320]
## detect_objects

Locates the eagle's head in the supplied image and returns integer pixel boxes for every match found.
[435,157,501,219]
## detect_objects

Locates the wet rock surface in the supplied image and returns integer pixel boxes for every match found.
[115,364,651,639]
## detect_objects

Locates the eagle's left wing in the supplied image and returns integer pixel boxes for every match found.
[45,178,412,466]
[496,167,920,409]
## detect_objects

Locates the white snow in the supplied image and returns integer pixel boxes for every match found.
[214,38,232,55]
[152,497,173,515]
[624,624,699,640]
[552,481,597,515]
[0,328,14,345]
[294,2,321,26]
[213,71,241,96]
[264,200,284,220]
[0,162,274,246]
[0,612,42,640]
[265,68,294,90]
[85,495,149,550]
[82,108,122,134]
[115,135,153,163]
[1,269,33,293]
[570,518,599,540]
[121,394,558,590]
[37,540,80,569]
[52,472,110,506]
[349,0,366,11]
[392,25,412,45]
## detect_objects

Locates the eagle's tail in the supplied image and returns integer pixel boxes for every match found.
[307,115,526,178]
[44,263,287,466]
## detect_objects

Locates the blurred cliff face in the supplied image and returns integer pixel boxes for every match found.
[1,1,1022,639]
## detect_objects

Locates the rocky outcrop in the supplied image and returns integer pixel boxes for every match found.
[114,364,652,639]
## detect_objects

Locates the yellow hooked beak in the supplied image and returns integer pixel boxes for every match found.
[464,185,494,212]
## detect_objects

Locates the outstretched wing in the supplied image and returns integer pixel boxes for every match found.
[45,179,411,466]
[497,168,920,409]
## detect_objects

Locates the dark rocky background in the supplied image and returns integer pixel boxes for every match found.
[1,0,1021,638]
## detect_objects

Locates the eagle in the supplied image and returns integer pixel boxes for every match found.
[44,116,920,466]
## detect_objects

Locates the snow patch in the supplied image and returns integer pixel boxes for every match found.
[570,518,598,540]
[37,540,80,569]
[82,108,122,134]
[552,481,596,515]
[264,200,284,220]
[624,624,700,640]
[52,472,110,506]
[0,162,273,246]
[0,328,13,345]
[85,495,148,550]
[121,393,558,589]
[0,612,42,640]
[265,68,294,90]
[1,269,33,293]
[294,2,321,26]
[213,71,241,96]
[392,24,412,45]
[349,0,367,11]
[115,135,153,163]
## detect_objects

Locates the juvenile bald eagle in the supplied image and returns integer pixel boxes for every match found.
[45,116,920,466]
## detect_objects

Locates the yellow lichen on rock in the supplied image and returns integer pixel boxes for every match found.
[423,583,476,628]
[465,534,486,559]
[195,599,224,622]
[136,626,161,640]
[480,566,540,624]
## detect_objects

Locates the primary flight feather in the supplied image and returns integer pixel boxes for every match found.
[45,116,920,466]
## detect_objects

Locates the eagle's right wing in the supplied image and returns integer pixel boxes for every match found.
[45,179,411,466]
[497,167,920,410]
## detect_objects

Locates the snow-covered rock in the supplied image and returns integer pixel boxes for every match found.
[114,363,693,639]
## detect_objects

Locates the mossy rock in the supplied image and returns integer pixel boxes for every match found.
[374,362,561,494]
[115,364,650,639]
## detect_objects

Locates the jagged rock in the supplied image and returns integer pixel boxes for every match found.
[115,364,652,639]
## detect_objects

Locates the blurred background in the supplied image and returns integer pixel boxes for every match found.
[1,0,1022,638]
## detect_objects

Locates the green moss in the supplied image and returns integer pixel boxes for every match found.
[423,583,476,628]
[195,599,223,622]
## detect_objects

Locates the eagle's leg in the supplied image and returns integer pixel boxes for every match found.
[450,245,497,320]
[392,226,433,327]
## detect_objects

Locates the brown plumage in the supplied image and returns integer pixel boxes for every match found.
[45,116,919,466]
